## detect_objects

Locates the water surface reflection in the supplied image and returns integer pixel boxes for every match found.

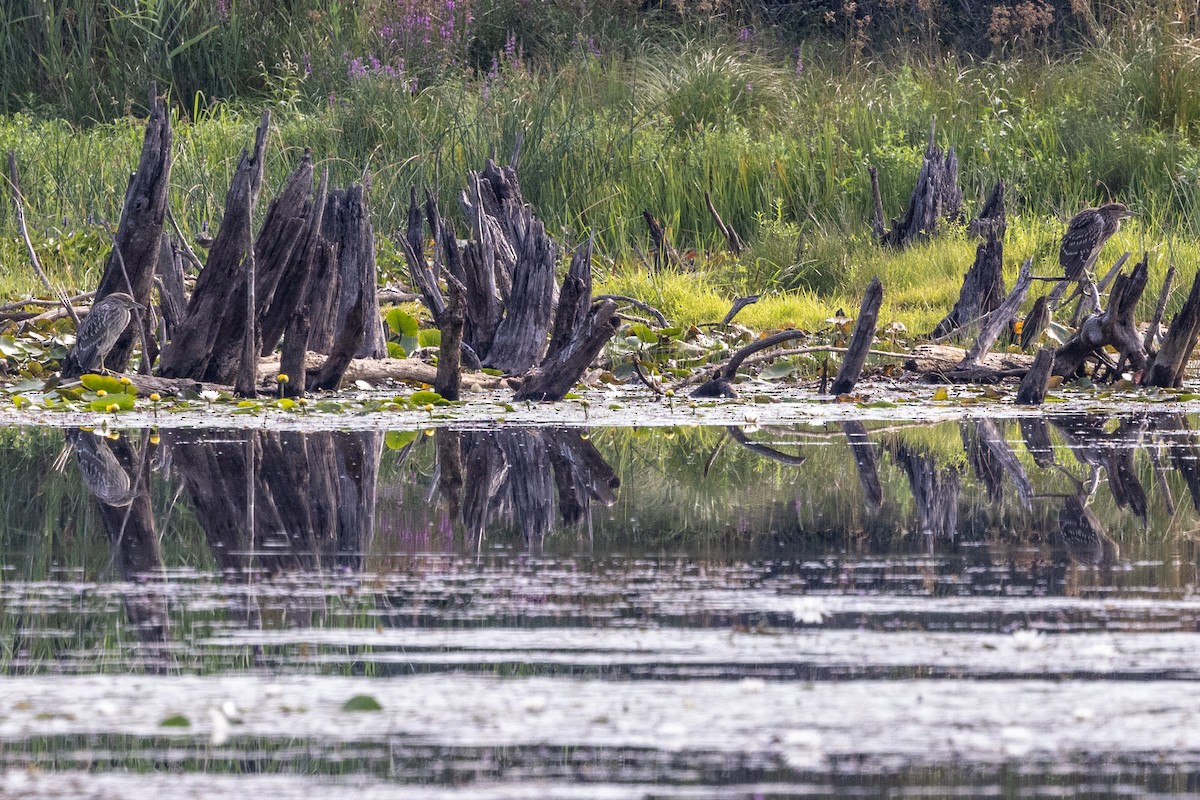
[4,414,1200,796]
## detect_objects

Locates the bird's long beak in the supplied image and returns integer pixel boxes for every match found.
[1121,209,1136,219]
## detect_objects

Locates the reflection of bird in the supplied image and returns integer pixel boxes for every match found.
[73,432,135,507]
[70,292,141,373]
[1058,495,1119,566]
[1060,202,1133,282]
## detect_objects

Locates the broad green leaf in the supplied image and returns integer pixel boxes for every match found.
[89,393,135,412]
[80,374,128,394]
[387,341,407,359]
[343,695,383,712]
[160,714,191,727]
[386,308,419,337]
[628,323,656,343]
[418,328,442,348]
[760,361,797,380]
[410,390,443,405]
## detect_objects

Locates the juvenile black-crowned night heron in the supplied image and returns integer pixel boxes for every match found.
[1060,202,1133,282]
[71,292,141,373]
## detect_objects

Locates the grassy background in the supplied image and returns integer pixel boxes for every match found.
[2,2,1200,333]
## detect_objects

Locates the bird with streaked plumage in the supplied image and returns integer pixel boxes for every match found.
[1060,202,1133,282]
[69,292,141,373]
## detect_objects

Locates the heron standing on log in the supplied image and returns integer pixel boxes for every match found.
[1046,202,1134,308]
[1060,202,1133,281]
[68,292,141,374]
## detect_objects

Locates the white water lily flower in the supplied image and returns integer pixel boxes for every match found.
[200,390,220,403]
[208,706,231,746]
[1010,629,1046,651]
[791,597,827,625]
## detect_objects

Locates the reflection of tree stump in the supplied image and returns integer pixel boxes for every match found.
[1018,417,1056,468]
[1153,414,1200,513]
[1050,415,1147,523]
[165,429,382,572]
[442,429,619,551]
[842,421,882,510]
[886,438,961,539]
[69,429,170,671]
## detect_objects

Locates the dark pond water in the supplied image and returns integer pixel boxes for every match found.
[4,413,1200,797]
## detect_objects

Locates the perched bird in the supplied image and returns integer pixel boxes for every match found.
[1060,202,1133,282]
[70,292,141,373]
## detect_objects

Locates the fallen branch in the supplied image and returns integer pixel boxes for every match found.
[6,152,81,328]
[595,294,668,327]
[704,191,744,255]
[830,276,883,395]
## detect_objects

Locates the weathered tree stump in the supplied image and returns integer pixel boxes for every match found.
[309,184,387,360]
[1053,254,1148,379]
[435,274,466,401]
[967,179,1006,239]
[931,228,1004,339]
[402,161,619,401]
[1143,267,1200,388]
[1015,348,1055,405]
[63,92,172,377]
[872,120,963,248]
[158,112,270,380]
[642,209,680,270]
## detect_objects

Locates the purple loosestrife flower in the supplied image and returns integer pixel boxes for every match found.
[216,0,229,21]
[738,27,751,42]
[302,52,312,78]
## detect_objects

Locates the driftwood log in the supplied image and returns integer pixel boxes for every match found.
[830,276,883,394]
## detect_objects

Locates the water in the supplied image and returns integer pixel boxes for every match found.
[3,412,1200,797]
